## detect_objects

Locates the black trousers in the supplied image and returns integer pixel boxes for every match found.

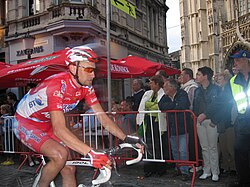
[234,119,250,186]
[143,116,166,174]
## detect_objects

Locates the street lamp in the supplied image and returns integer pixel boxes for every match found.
[23,31,35,59]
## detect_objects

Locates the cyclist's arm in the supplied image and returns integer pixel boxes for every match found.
[50,110,92,156]
[91,102,126,141]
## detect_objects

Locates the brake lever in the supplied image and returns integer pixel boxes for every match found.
[138,138,152,157]
[109,156,120,177]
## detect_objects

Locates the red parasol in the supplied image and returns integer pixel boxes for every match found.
[0,62,13,69]
[0,52,180,88]
[0,49,69,88]
[97,56,180,78]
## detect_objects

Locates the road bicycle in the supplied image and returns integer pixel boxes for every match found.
[32,143,143,187]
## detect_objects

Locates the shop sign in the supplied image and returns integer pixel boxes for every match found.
[16,46,44,57]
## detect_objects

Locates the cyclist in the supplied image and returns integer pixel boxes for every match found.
[13,45,143,187]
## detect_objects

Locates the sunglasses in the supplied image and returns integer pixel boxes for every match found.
[77,65,96,73]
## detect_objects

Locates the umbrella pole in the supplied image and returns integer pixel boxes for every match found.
[106,0,112,112]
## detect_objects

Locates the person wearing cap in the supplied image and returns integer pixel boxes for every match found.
[204,49,250,186]
[13,45,144,187]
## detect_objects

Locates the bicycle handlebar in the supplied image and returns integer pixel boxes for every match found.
[93,143,143,185]
[66,143,143,186]
[118,143,142,165]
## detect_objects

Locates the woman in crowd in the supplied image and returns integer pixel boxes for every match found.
[136,75,167,177]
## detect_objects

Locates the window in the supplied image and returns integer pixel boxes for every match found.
[248,0,250,13]
[53,0,63,5]
[71,0,83,2]
[27,0,40,16]
[238,0,246,16]
[136,0,141,9]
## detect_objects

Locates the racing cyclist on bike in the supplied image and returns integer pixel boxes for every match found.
[13,45,144,187]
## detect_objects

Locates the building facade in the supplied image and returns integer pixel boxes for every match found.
[0,0,169,102]
[180,0,250,74]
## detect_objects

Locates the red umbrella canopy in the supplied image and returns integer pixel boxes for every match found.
[0,49,69,88]
[97,56,180,78]
[0,62,13,69]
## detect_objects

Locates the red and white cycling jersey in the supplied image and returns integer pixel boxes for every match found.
[16,71,98,126]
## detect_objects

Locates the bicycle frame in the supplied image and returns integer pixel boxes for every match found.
[32,143,142,187]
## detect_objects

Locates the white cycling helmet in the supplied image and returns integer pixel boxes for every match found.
[65,45,99,65]
[66,45,99,86]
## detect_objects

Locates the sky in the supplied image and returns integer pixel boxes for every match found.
[166,0,181,53]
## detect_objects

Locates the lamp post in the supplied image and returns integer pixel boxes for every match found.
[23,31,35,59]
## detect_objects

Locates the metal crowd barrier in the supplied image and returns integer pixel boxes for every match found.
[0,116,38,170]
[0,110,199,187]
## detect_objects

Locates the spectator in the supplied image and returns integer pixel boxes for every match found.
[179,68,198,110]
[193,66,221,182]
[118,99,136,135]
[136,75,167,177]
[208,50,250,186]
[155,70,168,81]
[178,68,202,172]
[6,92,19,115]
[158,78,191,181]
[215,71,236,175]
[144,79,150,91]
[131,79,145,111]
[0,104,14,166]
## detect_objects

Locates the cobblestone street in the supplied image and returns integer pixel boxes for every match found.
[0,156,238,187]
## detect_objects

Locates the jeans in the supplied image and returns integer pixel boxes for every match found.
[170,134,189,174]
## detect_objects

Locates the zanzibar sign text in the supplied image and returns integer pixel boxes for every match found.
[16,46,44,57]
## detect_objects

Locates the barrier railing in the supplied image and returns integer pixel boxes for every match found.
[0,110,199,187]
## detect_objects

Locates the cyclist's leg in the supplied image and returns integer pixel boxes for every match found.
[14,116,72,187]
[38,139,69,187]
[60,150,77,187]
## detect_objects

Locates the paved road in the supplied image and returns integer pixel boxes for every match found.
[0,157,238,187]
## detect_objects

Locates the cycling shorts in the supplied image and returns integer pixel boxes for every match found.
[14,114,62,153]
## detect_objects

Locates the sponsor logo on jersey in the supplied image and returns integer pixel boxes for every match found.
[61,80,66,93]
[19,126,41,143]
[53,90,63,98]
[40,132,47,137]
[76,91,81,96]
[90,98,97,103]
[29,95,44,108]
[57,104,63,109]
[64,97,71,101]
[63,103,77,113]
[88,87,94,94]
[41,112,50,119]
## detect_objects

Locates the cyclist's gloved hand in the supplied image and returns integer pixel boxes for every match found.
[87,150,110,169]
[124,135,141,144]
[124,135,147,148]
